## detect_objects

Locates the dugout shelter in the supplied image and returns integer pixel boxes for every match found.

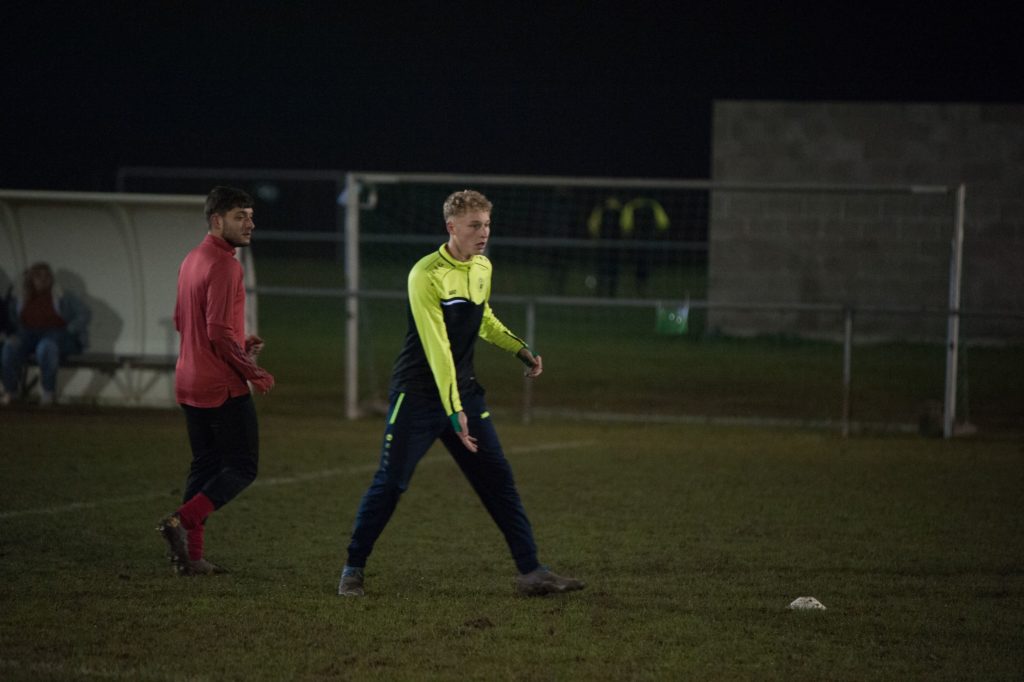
[0,190,257,407]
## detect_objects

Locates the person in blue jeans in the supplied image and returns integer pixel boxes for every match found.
[1,262,90,406]
[337,190,584,597]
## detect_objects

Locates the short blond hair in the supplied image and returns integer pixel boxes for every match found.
[443,189,492,221]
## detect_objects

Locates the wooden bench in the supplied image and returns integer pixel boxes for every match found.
[64,352,178,373]
[19,351,178,405]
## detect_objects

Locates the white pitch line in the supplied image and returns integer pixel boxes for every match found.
[253,463,380,487]
[0,657,204,681]
[0,493,178,520]
[0,440,595,519]
[507,439,595,454]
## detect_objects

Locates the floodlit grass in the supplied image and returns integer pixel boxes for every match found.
[1,407,1022,680]
[2,254,1019,679]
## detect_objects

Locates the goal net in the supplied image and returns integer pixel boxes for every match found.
[344,173,962,434]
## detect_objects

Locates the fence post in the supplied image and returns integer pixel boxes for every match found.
[943,184,967,438]
[842,306,853,438]
[522,299,536,424]
[344,173,361,420]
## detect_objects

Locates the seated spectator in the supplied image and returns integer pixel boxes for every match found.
[1,263,91,406]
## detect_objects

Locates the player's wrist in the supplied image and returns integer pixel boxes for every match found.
[517,347,537,366]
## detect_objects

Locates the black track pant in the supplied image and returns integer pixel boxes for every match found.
[181,394,259,508]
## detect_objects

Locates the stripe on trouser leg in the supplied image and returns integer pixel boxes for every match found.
[388,392,406,425]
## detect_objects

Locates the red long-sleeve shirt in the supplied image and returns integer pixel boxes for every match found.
[174,234,263,407]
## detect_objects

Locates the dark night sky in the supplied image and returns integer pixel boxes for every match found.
[2,2,1022,192]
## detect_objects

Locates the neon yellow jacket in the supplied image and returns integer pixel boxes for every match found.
[390,245,527,418]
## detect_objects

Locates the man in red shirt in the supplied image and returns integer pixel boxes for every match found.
[157,186,274,576]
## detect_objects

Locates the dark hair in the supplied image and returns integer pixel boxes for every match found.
[205,186,254,220]
[22,262,55,298]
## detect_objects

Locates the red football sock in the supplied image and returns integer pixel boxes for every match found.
[187,522,205,561]
[176,492,215,531]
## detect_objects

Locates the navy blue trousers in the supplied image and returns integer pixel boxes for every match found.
[181,394,259,508]
[346,390,540,574]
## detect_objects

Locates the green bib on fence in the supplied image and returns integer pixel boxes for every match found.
[656,305,689,335]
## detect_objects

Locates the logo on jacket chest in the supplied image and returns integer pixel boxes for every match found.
[469,275,486,303]
[469,262,487,303]
[444,266,487,304]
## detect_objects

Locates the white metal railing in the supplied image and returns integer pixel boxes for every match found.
[111,167,974,437]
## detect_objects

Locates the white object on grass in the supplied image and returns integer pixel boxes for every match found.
[788,596,826,610]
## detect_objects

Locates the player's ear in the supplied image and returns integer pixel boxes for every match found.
[445,220,455,235]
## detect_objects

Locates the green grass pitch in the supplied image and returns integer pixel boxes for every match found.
[2,404,1022,680]
[1,279,1022,680]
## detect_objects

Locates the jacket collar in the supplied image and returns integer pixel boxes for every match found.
[437,244,474,269]
[204,233,237,255]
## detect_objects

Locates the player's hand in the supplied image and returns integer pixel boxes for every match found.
[457,411,478,453]
[518,348,543,378]
[250,369,275,394]
[245,335,265,361]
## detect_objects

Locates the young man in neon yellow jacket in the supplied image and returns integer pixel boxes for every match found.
[338,189,584,597]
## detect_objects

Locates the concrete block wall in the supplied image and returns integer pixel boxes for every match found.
[709,101,1024,341]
